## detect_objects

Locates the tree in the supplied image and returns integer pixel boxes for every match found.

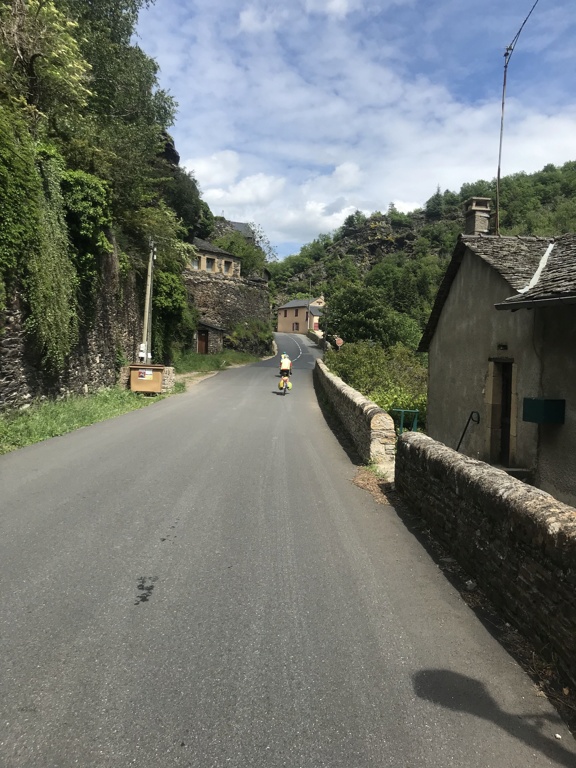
[212,230,266,276]
[0,0,91,121]
[323,285,421,349]
[425,186,444,221]
[163,167,214,241]
[335,209,367,240]
[249,221,277,262]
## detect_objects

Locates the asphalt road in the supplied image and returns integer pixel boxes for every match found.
[1,333,575,767]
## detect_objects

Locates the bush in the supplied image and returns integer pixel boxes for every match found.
[325,342,428,430]
[225,319,274,356]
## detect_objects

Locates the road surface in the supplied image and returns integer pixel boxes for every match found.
[1,333,575,767]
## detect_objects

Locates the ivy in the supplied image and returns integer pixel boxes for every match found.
[25,146,78,371]
[61,169,112,302]
[0,105,43,309]
[152,268,197,364]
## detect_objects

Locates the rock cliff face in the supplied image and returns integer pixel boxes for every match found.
[0,251,142,411]
[183,270,271,331]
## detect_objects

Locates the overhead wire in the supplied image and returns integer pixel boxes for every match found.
[495,0,541,235]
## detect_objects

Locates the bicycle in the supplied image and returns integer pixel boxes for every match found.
[279,373,291,395]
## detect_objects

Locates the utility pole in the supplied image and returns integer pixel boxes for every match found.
[140,239,156,363]
[496,0,540,235]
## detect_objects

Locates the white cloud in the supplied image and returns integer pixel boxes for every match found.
[137,0,576,255]
[238,5,283,33]
[203,173,286,207]
[184,151,241,187]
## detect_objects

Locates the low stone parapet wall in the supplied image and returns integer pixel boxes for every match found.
[314,359,396,478]
[307,330,323,345]
[395,431,576,687]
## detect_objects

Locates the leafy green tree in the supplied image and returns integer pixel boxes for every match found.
[249,221,278,262]
[459,179,493,200]
[323,285,421,349]
[0,0,91,121]
[212,230,266,276]
[225,319,274,356]
[335,209,367,240]
[425,186,444,221]
[163,167,214,241]
[299,234,332,262]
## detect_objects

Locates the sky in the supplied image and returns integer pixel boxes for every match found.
[136,0,576,257]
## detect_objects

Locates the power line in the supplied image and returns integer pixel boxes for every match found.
[495,0,541,235]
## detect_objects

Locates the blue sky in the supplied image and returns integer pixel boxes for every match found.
[137,0,576,257]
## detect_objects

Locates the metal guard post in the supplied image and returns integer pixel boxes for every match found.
[391,409,419,435]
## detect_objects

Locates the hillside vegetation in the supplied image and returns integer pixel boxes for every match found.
[271,161,576,427]
[270,161,576,344]
[0,0,219,366]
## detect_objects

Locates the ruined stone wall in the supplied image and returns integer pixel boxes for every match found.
[183,271,271,330]
[395,431,576,687]
[314,359,396,479]
[0,251,142,410]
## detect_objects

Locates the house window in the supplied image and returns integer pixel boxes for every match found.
[283,309,287,318]
[295,308,299,317]
[206,258,215,272]
[292,322,299,331]
[224,261,231,274]
[190,258,199,270]
[306,311,309,321]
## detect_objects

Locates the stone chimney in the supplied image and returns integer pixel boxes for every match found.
[464,197,492,235]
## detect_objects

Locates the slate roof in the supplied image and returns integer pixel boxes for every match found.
[495,233,576,310]
[278,298,323,310]
[193,237,239,258]
[418,234,551,352]
[199,317,227,331]
[229,222,255,241]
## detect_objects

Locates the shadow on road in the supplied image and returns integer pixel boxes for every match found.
[413,669,576,766]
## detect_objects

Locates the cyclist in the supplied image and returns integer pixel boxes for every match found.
[279,353,292,377]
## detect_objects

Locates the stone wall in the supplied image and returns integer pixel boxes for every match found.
[314,359,396,478]
[0,251,142,411]
[395,431,576,687]
[183,271,271,332]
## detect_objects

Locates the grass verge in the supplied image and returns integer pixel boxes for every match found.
[0,388,160,455]
[173,349,260,373]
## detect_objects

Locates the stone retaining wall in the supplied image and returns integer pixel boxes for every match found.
[314,359,396,478]
[183,271,271,331]
[0,254,141,411]
[395,431,576,687]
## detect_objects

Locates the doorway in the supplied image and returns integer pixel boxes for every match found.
[197,330,209,354]
[486,359,515,466]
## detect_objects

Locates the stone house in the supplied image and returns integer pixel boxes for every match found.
[419,198,576,505]
[196,319,226,354]
[277,297,324,334]
[213,219,256,246]
[191,238,242,277]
